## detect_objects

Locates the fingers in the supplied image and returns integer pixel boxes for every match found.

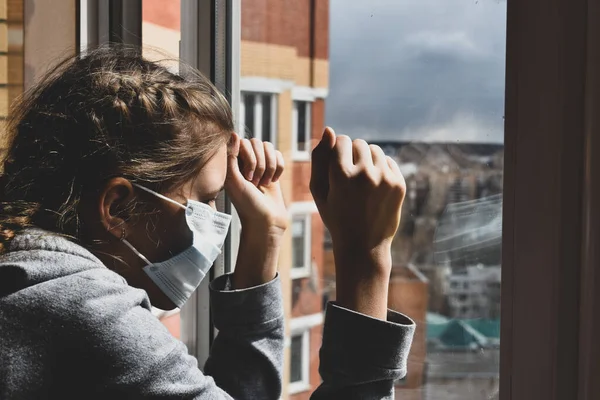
[352,139,372,167]
[310,127,337,204]
[333,135,354,173]
[239,138,257,181]
[370,144,387,168]
[249,138,266,185]
[236,136,284,187]
[259,141,277,186]
[226,133,244,184]
[386,155,401,176]
[273,150,285,182]
[386,155,406,189]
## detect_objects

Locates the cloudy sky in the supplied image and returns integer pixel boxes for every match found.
[326,0,507,143]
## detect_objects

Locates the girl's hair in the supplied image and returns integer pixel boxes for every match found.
[0,46,234,252]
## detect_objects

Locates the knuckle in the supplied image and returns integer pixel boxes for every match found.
[335,135,351,146]
[250,137,261,146]
[369,144,382,153]
[353,138,368,146]
[265,162,276,173]
[263,141,274,151]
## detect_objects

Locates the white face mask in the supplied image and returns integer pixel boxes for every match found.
[121,184,231,308]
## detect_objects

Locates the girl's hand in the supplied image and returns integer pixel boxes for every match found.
[310,127,406,320]
[225,132,288,234]
[225,133,288,288]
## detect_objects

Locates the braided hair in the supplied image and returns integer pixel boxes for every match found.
[0,46,234,252]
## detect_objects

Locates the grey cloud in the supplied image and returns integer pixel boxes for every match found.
[326,0,507,143]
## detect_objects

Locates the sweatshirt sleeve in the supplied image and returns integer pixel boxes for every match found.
[204,273,284,399]
[311,302,416,400]
[73,271,283,400]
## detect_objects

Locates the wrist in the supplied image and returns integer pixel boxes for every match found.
[332,241,392,320]
[232,229,282,289]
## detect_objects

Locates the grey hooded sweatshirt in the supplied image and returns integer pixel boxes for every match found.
[0,230,415,399]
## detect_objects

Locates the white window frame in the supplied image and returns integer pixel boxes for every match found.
[239,91,278,147]
[288,313,323,394]
[292,100,312,161]
[288,329,310,394]
[289,202,317,279]
[290,213,312,280]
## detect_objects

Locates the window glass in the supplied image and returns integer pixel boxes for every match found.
[289,334,304,384]
[261,94,272,143]
[295,101,308,152]
[291,217,306,270]
[141,0,183,339]
[243,93,255,137]
[239,0,506,398]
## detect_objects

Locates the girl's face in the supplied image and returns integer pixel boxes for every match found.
[89,143,229,310]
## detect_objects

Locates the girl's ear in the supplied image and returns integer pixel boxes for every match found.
[98,177,136,240]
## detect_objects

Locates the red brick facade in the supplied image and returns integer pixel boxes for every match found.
[241,0,329,60]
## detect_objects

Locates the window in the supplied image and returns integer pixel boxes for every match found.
[291,214,311,279]
[292,100,311,161]
[289,330,310,394]
[240,92,277,146]
[70,1,598,399]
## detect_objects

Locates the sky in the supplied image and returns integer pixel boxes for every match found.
[326,0,507,143]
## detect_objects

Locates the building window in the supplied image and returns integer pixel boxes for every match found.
[240,92,277,146]
[289,330,310,394]
[291,214,312,279]
[293,100,312,161]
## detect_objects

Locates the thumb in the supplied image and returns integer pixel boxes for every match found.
[310,127,336,207]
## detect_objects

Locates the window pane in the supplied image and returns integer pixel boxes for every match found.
[240,0,505,398]
[296,101,307,152]
[292,218,305,269]
[290,334,303,383]
[141,0,183,340]
[262,95,272,143]
[244,94,255,138]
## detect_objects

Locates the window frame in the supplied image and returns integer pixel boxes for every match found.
[50,2,600,399]
[239,91,278,147]
[292,100,312,161]
[290,213,311,280]
[288,329,310,394]
[288,312,323,394]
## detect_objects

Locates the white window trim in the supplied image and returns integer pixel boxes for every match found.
[240,76,294,93]
[290,312,325,331]
[287,313,323,394]
[292,86,329,101]
[291,211,312,279]
[292,101,312,162]
[288,329,311,394]
[240,78,329,100]
[240,91,278,148]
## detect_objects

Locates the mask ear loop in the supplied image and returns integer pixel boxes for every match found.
[120,227,153,266]
[133,183,187,210]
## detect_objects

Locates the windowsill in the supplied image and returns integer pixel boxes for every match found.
[291,267,311,279]
[288,381,311,395]
[292,151,311,162]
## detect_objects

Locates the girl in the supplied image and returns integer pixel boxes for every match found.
[0,47,415,399]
